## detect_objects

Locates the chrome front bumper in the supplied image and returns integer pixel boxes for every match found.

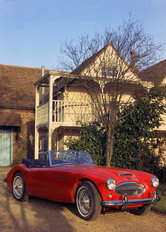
[102,191,160,208]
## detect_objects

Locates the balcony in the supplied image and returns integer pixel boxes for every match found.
[36,102,49,127]
[36,100,95,128]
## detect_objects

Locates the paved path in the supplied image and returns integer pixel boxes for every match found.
[0,167,166,232]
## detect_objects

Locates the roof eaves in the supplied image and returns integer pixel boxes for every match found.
[0,106,35,110]
[34,73,50,86]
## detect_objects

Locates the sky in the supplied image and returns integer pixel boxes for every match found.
[0,0,166,70]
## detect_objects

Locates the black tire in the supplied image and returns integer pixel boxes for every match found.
[129,204,152,216]
[76,181,102,221]
[12,172,28,201]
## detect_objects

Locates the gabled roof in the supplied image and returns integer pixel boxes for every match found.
[0,64,51,109]
[71,43,141,83]
[71,44,107,75]
[139,59,166,85]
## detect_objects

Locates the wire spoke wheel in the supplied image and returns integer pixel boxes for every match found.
[76,181,101,221]
[13,176,24,198]
[77,186,92,216]
[12,172,27,201]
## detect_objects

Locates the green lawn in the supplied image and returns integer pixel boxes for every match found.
[152,183,166,214]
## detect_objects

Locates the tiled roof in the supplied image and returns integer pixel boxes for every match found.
[139,59,166,85]
[0,64,50,109]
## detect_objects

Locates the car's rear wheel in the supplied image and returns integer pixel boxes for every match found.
[76,181,102,221]
[12,172,28,201]
[129,204,152,216]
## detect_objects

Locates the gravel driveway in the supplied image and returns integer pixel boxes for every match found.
[0,167,166,232]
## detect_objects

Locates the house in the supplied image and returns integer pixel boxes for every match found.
[0,64,50,166]
[139,59,166,158]
[139,59,166,86]
[1,45,165,166]
[34,43,152,157]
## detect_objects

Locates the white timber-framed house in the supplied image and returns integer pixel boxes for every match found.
[34,43,156,158]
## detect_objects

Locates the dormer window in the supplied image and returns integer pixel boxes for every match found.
[102,66,118,77]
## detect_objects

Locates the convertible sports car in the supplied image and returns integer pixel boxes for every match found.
[5,150,160,221]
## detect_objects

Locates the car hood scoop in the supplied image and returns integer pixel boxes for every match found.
[117,172,133,176]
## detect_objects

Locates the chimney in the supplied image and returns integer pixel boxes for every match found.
[130,51,138,74]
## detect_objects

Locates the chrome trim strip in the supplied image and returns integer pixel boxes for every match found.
[58,176,73,179]
[102,192,160,207]
[102,198,152,207]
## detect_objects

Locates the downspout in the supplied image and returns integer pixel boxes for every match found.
[41,65,45,103]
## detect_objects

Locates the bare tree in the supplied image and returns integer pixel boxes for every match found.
[60,14,162,72]
[59,14,162,166]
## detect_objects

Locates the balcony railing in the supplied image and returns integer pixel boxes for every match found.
[37,100,95,127]
[36,102,49,126]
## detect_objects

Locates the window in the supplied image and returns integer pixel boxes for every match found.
[102,66,118,77]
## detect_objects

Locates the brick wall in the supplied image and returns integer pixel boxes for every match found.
[0,108,35,163]
[13,109,35,162]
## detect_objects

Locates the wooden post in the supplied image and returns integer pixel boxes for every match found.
[48,75,53,151]
[48,74,60,151]
[34,85,40,158]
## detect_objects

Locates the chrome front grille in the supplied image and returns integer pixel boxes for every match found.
[115,182,146,196]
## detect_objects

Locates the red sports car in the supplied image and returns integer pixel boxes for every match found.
[5,150,160,221]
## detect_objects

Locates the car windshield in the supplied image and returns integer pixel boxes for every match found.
[50,150,95,166]
[39,150,95,166]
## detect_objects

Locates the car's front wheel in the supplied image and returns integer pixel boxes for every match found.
[129,204,152,216]
[76,181,102,221]
[12,172,28,201]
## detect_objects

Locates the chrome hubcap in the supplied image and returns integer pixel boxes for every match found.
[13,176,23,199]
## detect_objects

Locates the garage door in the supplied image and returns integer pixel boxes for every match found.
[0,129,13,166]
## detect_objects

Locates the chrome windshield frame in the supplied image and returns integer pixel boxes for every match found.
[41,150,95,167]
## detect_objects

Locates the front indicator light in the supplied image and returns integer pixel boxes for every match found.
[108,194,112,199]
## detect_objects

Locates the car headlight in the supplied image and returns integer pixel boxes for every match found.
[106,177,116,190]
[151,176,159,188]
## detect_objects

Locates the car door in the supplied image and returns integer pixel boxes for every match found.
[26,165,77,202]
[25,167,50,198]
